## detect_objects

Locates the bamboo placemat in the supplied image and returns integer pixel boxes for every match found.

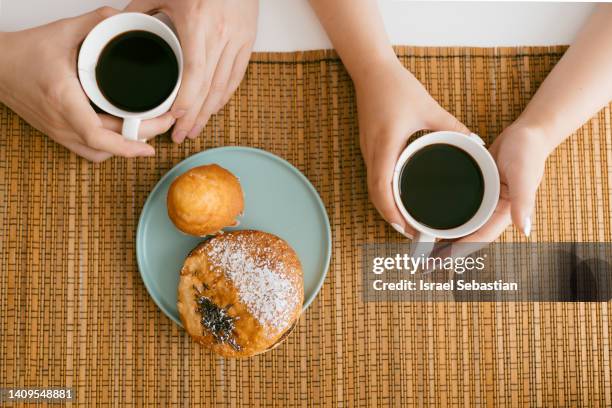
[1,47,611,407]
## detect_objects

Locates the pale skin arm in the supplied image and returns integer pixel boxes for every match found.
[309,0,470,238]
[456,4,612,245]
[517,4,612,148]
[307,0,398,81]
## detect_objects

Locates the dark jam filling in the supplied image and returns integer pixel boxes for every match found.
[194,285,241,351]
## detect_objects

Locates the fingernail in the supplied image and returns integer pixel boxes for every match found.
[391,223,404,234]
[172,109,186,118]
[523,216,532,237]
[391,223,413,239]
[141,148,155,157]
[188,124,204,139]
[172,130,187,143]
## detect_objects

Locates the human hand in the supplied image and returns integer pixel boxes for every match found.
[355,60,470,238]
[126,0,259,143]
[0,8,175,162]
[451,124,551,246]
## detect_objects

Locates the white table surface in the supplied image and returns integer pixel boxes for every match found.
[0,1,595,50]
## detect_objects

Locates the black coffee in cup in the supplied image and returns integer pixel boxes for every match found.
[399,143,484,229]
[96,30,179,112]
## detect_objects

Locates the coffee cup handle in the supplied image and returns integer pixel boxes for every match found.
[411,232,436,258]
[122,117,142,141]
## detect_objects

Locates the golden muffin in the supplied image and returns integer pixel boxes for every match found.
[177,230,304,358]
[167,164,244,236]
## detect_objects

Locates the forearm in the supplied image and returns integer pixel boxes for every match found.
[308,0,398,83]
[0,31,21,108]
[0,32,11,103]
[515,4,612,151]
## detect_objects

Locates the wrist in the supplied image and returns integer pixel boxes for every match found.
[512,104,574,154]
[0,32,13,102]
[505,119,556,157]
[346,47,400,87]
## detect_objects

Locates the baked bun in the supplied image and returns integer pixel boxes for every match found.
[167,164,244,236]
[178,230,304,357]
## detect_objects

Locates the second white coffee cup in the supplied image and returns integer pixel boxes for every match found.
[78,12,183,141]
[392,131,500,257]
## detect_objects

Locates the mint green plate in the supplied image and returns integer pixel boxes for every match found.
[136,146,332,326]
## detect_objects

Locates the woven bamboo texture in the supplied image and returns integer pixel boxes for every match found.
[1,47,611,407]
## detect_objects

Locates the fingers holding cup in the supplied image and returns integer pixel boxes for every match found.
[367,134,417,239]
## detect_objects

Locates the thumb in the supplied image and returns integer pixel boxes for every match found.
[426,106,470,135]
[507,167,540,238]
[64,7,119,39]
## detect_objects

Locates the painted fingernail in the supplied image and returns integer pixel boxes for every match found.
[172,130,187,143]
[523,216,532,238]
[172,109,186,118]
[391,223,413,239]
[391,223,404,234]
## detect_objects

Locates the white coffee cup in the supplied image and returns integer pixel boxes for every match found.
[78,12,183,141]
[392,131,500,257]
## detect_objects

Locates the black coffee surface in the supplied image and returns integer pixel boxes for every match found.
[96,30,179,112]
[399,143,484,230]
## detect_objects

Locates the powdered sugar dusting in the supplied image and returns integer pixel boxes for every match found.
[207,234,299,332]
